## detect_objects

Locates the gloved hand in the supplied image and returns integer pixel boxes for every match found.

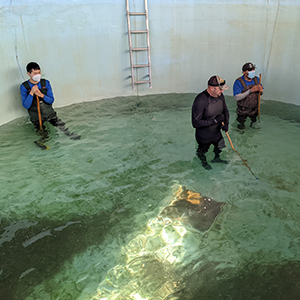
[221,122,228,132]
[213,114,225,124]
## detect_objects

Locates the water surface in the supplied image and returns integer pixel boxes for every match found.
[0,94,299,300]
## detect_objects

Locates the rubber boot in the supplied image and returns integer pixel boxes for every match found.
[237,122,245,129]
[55,119,81,140]
[62,128,81,140]
[34,127,50,150]
[197,152,212,170]
[211,153,228,164]
[66,131,81,140]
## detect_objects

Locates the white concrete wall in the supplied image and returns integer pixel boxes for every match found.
[1,0,299,126]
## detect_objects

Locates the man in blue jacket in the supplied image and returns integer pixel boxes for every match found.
[192,76,230,170]
[20,62,80,141]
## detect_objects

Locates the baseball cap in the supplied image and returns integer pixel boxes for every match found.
[208,75,229,90]
[242,62,256,72]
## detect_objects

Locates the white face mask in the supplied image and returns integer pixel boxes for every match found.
[32,74,41,82]
[248,70,256,79]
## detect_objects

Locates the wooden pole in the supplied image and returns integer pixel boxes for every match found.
[36,94,43,131]
[223,123,258,179]
[258,73,262,121]
[34,93,50,150]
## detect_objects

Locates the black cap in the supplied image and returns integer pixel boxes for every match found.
[242,62,256,72]
[208,75,229,90]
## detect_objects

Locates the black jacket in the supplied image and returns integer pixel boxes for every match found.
[192,90,229,144]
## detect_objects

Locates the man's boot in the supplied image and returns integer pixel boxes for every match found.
[197,152,212,170]
[61,127,81,140]
[211,153,228,164]
[237,122,245,129]
[65,131,81,140]
[237,116,245,129]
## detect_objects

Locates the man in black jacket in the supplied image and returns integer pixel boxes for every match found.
[192,76,229,170]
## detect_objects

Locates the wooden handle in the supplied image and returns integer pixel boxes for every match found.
[225,131,235,150]
[36,95,43,131]
[222,122,258,179]
[258,74,262,120]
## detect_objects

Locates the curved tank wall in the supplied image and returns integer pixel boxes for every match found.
[1,0,300,126]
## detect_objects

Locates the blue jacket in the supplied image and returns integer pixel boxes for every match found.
[20,79,54,109]
[20,79,56,123]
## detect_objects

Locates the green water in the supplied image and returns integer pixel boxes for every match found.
[0,94,300,300]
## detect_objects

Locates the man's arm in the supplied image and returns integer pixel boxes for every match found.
[233,77,264,101]
[223,96,230,124]
[20,80,55,109]
[234,90,251,101]
[20,84,33,109]
[42,80,54,104]
[233,79,249,102]
[221,96,230,132]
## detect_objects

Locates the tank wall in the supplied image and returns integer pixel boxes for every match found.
[1,0,299,125]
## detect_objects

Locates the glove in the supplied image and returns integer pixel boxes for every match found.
[221,123,228,132]
[213,114,225,124]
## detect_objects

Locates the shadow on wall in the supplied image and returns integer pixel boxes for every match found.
[8,67,25,115]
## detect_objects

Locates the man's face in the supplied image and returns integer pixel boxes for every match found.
[28,69,41,79]
[209,86,224,98]
[243,69,255,79]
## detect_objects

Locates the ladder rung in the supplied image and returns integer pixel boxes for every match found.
[132,47,148,51]
[129,12,146,16]
[134,80,151,84]
[131,30,147,34]
[133,64,149,68]
[126,0,152,89]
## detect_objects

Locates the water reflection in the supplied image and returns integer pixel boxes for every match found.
[94,186,224,300]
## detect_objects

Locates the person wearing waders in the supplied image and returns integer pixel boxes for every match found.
[20,62,80,145]
[192,76,229,170]
[233,62,264,129]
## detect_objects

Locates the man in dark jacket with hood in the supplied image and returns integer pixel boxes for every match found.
[192,75,230,170]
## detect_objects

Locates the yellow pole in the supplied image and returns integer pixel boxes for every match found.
[34,94,50,150]
[258,73,262,121]
[223,123,258,179]
[36,94,43,131]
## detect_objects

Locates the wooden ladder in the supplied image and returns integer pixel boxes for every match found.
[126,0,152,89]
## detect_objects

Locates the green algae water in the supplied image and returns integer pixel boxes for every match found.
[0,94,300,300]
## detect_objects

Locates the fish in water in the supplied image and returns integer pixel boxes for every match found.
[161,186,225,232]
[89,186,225,300]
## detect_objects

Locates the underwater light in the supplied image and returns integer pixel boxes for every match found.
[89,186,224,300]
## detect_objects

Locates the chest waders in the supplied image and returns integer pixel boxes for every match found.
[236,77,259,116]
[22,79,56,126]
[22,80,81,142]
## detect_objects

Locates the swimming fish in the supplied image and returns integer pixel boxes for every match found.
[89,186,224,300]
[161,186,225,232]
